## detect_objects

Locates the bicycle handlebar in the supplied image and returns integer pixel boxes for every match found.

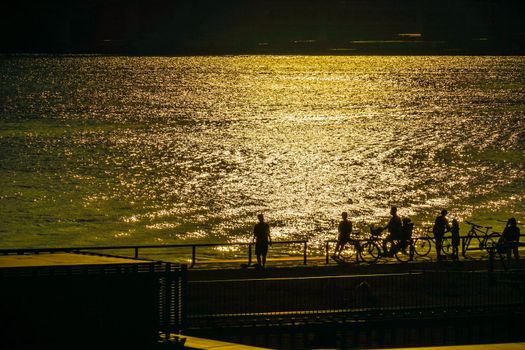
[465,221,492,229]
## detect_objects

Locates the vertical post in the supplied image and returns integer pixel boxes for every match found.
[163,262,172,338]
[191,246,196,268]
[325,241,330,264]
[488,246,495,273]
[134,247,139,259]
[248,244,252,266]
[179,264,188,332]
[487,245,496,287]
[303,241,307,265]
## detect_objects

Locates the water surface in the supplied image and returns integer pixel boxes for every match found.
[1,56,524,257]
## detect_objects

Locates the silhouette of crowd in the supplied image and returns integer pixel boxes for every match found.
[252,208,521,268]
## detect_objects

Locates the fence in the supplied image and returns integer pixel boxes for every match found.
[159,263,188,334]
[0,240,308,268]
[185,270,525,328]
[2,250,524,348]
[2,236,520,269]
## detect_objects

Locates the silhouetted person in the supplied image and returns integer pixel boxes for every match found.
[253,214,271,268]
[433,209,450,261]
[382,206,402,256]
[502,217,520,262]
[451,219,460,261]
[333,212,353,259]
[401,217,414,241]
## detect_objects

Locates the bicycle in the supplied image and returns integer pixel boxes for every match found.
[412,225,458,259]
[336,233,381,264]
[368,226,414,263]
[462,221,500,256]
[412,226,433,257]
[440,231,457,258]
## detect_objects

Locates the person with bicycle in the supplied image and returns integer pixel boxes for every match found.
[433,209,451,261]
[381,206,403,257]
[333,211,353,259]
[501,217,520,262]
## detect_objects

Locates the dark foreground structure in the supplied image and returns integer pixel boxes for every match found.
[186,268,525,349]
[1,250,524,349]
[0,253,184,350]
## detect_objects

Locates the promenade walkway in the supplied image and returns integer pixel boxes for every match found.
[183,335,269,349]
[1,250,522,349]
[387,343,525,350]
[0,252,152,268]
[181,338,525,350]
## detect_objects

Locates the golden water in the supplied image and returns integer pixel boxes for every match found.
[1,56,524,257]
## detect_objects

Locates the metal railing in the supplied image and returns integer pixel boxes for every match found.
[487,242,525,272]
[185,270,525,327]
[0,240,309,268]
[1,234,520,269]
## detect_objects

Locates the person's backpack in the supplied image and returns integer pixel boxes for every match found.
[402,218,414,240]
[370,225,383,236]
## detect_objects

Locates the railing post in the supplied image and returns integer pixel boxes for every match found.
[162,262,172,338]
[487,246,495,284]
[134,247,139,259]
[191,246,196,268]
[179,264,188,332]
[325,241,330,264]
[489,246,495,271]
[248,244,252,266]
[303,241,307,265]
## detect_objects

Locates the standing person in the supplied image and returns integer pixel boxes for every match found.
[253,214,271,268]
[382,206,402,256]
[333,212,353,259]
[433,209,451,261]
[450,219,460,261]
[502,217,520,263]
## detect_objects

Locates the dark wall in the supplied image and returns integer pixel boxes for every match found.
[1,0,524,54]
[0,269,160,349]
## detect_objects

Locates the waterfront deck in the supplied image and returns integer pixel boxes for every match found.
[389,343,525,350]
[183,337,525,350]
[183,335,270,349]
[191,338,523,350]
[1,246,523,349]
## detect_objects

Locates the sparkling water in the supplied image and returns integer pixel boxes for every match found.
[1,56,524,257]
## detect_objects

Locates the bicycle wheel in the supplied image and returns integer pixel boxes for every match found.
[338,244,359,262]
[394,240,413,263]
[462,235,472,254]
[484,232,500,249]
[413,237,432,256]
[359,241,380,264]
[441,235,454,256]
